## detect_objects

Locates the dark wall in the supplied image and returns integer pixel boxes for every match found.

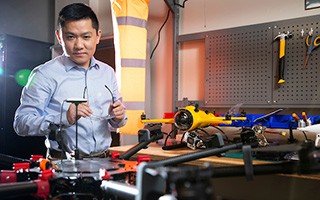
[0,0,55,43]
[0,34,52,169]
[0,1,54,169]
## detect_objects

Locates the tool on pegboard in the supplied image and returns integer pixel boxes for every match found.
[300,29,304,38]
[274,31,293,84]
[303,28,320,70]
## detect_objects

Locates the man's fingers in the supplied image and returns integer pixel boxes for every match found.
[78,103,93,116]
[67,103,93,125]
[109,101,125,123]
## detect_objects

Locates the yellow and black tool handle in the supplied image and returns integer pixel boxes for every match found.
[278,39,286,84]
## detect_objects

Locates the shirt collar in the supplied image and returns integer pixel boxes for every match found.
[62,54,100,71]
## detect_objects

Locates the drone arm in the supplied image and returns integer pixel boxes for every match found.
[119,133,163,160]
[0,180,49,199]
[101,180,137,200]
[0,153,30,167]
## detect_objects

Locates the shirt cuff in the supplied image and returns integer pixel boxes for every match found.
[109,115,127,128]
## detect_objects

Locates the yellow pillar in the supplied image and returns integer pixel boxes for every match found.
[111,0,149,134]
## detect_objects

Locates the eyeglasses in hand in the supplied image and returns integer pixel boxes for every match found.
[82,85,116,121]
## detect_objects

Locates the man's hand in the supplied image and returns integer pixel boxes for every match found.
[110,101,126,123]
[67,102,93,125]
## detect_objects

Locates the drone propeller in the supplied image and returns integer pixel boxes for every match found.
[253,108,285,123]
[225,103,243,117]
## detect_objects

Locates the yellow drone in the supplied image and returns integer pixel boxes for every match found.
[141,105,246,132]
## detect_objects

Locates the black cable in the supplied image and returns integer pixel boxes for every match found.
[149,0,188,59]
[150,9,170,59]
[174,0,188,8]
[197,128,211,145]
[198,128,211,136]
[302,131,308,140]
[162,132,169,135]
[198,126,231,145]
[209,125,231,144]
[164,127,177,147]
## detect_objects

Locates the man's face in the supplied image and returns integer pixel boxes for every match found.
[56,19,101,69]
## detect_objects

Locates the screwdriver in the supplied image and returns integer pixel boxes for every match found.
[302,112,312,126]
[292,113,300,122]
[302,112,307,122]
[292,113,305,128]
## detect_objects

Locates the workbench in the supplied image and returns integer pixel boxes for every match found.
[110,142,320,200]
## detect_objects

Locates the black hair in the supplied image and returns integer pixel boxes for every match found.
[58,3,99,33]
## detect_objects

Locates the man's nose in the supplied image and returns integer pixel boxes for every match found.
[74,38,84,49]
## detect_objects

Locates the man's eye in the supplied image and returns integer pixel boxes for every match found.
[84,36,91,39]
[66,36,74,40]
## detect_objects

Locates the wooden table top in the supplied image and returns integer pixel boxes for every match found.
[109,142,320,180]
[109,142,270,167]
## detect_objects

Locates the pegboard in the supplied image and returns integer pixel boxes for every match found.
[272,17,320,106]
[204,15,320,108]
[205,24,273,106]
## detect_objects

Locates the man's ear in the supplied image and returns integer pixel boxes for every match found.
[55,30,62,44]
[96,30,102,44]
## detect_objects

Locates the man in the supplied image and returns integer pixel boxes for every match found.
[14,3,127,159]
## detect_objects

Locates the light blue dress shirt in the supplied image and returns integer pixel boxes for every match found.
[14,55,127,155]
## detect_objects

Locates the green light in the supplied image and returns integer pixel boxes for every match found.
[0,68,3,75]
[15,69,31,86]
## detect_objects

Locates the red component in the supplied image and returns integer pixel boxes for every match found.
[100,168,111,180]
[163,113,175,124]
[137,155,150,165]
[111,151,120,159]
[163,112,175,119]
[33,180,50,199]
[30,155,43,162]
[39,169,54,180]
[13,163,30,172]
[0,170,17,183]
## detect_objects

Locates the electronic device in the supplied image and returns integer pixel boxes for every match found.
[65,98,88,103]
[183,131,224,152]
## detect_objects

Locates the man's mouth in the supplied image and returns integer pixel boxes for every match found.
[73,52,86,56]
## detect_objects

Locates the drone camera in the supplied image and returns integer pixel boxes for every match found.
[174,109,193,131]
